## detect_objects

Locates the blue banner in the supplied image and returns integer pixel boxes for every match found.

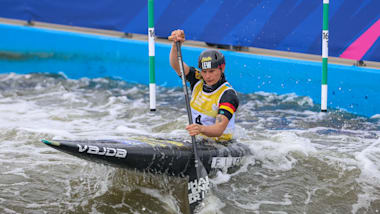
[0,0,379,62]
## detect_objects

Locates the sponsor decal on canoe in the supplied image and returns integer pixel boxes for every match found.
[77,144,127,158]
[211,156,242,169]
[130,136,184,147]
[188,176,210,204]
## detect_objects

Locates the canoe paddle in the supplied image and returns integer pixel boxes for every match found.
[175,42,210,213]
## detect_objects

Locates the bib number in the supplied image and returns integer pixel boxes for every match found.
[195,115,203,125]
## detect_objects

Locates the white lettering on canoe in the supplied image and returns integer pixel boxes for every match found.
[211,157,242,169]
[77,144,127,158]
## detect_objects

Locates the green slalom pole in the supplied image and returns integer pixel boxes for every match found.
[321,0,329,112]
[148,0,156,111]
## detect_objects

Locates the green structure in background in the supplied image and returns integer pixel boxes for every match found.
[148,0,156,111]
[321,0,329,112]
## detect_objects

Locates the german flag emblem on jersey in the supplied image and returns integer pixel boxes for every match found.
[219,102,236,114]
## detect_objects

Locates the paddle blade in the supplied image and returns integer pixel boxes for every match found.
[187,155,210,213]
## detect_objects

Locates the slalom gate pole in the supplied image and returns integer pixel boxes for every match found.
[148,0,156,111]
[321,0,329,112]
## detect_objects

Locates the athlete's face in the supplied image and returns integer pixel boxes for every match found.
[201,68,222,86]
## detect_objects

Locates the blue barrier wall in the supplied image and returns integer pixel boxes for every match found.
[0,23,379,117]
[0,0,379,62]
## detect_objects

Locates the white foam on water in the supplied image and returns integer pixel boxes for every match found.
[355,140,380,182]
[1,74,380,213]
[352,139,380,213]
[247,131,317,171]
[1,208,18,214]
[1,167,30,180]
[138,187,181,213]
[198,194,225,214]
[211,170,232,185]
[115,125,150,136]
[232,193,292,212]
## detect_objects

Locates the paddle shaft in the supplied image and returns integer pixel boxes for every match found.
[175,42,201,169]
[175,42,194,126]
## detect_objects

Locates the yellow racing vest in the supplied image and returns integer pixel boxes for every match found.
[190,80,236,142]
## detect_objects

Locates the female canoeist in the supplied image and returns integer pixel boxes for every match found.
[169,29,239,143]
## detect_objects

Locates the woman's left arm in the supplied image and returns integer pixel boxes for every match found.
[186,114,229,137]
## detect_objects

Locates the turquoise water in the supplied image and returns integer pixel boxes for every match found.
[0,73,379,213]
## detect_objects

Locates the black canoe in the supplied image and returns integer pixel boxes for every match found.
[41,136,251,176]
[41,136,252,213]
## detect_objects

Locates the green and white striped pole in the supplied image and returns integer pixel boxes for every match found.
[148,0,156,111]
[321,0,329,112]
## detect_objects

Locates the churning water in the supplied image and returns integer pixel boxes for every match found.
[0,73,379,214]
